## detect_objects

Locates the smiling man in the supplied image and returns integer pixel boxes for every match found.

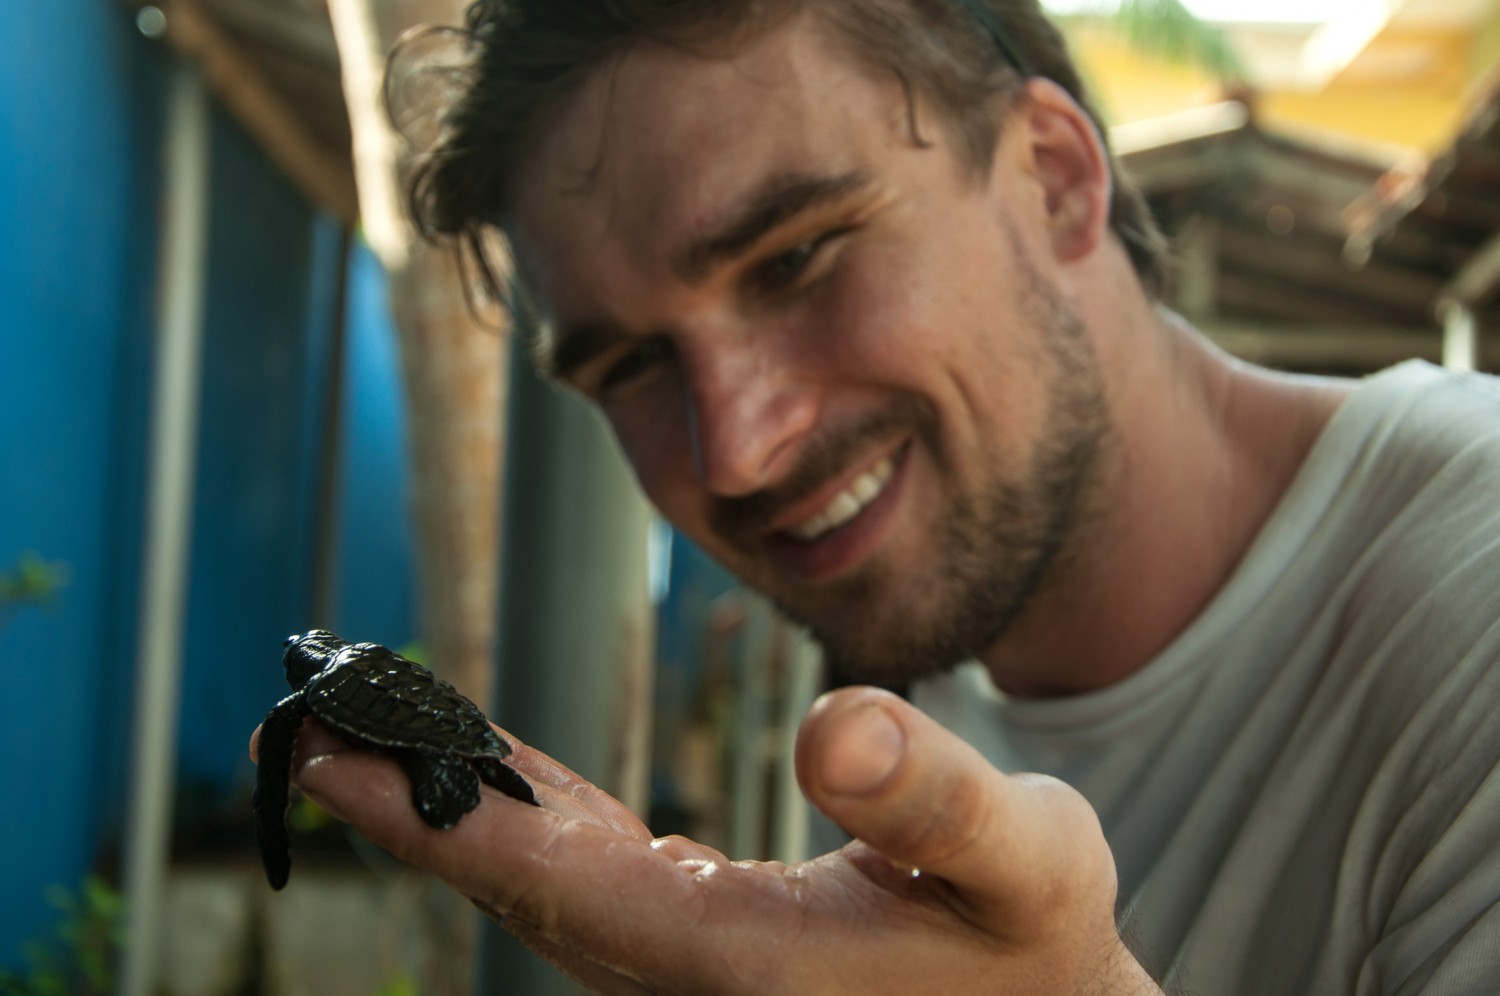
[507,14,1133,695]
[264,1,1500,992]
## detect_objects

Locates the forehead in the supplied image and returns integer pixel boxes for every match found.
[505,14,912,318]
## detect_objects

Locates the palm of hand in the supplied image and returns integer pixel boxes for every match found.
[273,689,1159,996]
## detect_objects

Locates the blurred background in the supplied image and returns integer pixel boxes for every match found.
[1,0,1496,992]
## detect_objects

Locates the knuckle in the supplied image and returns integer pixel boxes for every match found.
[890,770,993,869]
[477,821,571,936]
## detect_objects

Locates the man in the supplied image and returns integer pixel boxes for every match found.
[265,1,1500,992]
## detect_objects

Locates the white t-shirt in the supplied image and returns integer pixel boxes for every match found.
[913,361,1500,995]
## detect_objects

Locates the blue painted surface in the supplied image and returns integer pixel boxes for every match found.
[0,0,421,970]
[331,244,418,650]
[649,533,739,825]
[0,0,164,968]
[171,105,339,814]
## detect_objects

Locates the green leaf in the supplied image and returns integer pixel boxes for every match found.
[4,878,124,995]
[1058,0,1246,81]
[375,972,422,996]
[0,553,69,609]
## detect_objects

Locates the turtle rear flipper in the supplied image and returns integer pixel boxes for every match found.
[399,750,481,829]
[474,756,539,807]
[254,694,310,890]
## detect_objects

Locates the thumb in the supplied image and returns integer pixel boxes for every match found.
[795,686,1117,936]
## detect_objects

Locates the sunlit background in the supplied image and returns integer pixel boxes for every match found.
[1051,0,1419,21]
[1044,0,1498,152]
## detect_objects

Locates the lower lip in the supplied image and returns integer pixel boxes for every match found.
[766,446,909,583]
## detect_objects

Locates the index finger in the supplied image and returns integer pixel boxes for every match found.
[293,747,747,985]
[501,738,653,839]
[273,717,652,839]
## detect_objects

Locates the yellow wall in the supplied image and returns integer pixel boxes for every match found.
[1475,4,1500,91]
[1258,85,1466,154]
[1067,16,1498,155]
[1068,27,1222,126]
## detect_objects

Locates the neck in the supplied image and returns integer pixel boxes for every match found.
[981,299,1352,698]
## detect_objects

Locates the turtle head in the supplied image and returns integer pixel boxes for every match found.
[281,629,344,690]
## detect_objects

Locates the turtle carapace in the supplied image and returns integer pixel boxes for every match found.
[253,630,538,890]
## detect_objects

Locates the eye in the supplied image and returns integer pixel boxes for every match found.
[599,336,674,395]
[754,226,853,295]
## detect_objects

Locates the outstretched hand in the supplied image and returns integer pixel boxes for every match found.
[253,687,1161,995]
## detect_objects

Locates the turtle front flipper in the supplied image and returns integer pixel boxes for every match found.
[397,749,480,829]
[474,757,539,807]
[254,694,310,890]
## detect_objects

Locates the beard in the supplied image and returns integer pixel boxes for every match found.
[719,251,1112,690]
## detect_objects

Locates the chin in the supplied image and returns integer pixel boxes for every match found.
[774,587,986,690]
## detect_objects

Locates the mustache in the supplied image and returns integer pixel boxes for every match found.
[709,395,935,537]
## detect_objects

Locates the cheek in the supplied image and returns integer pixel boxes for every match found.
[818,235,1042,473]
[808,249,925,377]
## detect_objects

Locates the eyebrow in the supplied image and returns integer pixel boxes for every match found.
[675,169,874,283]
[546,168,874,381]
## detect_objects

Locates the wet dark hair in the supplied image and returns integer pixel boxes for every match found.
[398,0,1169,313]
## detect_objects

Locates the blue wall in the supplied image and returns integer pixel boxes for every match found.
[171,124,421,829]
[0,2,419,969]
[170,106,344,816]
[0,0,164,966]
[329,244,418,649]
[0,0,709,973]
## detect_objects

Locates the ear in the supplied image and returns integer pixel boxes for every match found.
[1005,78,1112,265]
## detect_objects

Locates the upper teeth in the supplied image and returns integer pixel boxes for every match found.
[787,456,895,541]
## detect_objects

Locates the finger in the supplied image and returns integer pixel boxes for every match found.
[253,713,643,834]
[294,747,789,992]
[283,718,651,839]
[501,736,652,839]
[291,750,726,984]
[648,834,731,865]
[794,687,1116,936]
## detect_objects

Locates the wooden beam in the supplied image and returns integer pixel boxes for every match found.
[1419,184,1500,234]
[158,0,358,224]
[1215,270,1428,327]
[1127,150,1243,196]
[1202,318,1500,373]
[1246,143,1386,208]
[1216,225,1445,310]
[1229,186,1361,241]
[199,0,341,67]
[1200,321,1442,370]
[1111,101,1250,157]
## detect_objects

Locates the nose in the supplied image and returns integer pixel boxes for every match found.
[682,335,818,498]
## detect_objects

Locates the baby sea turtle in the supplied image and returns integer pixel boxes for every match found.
[254,629,538,890]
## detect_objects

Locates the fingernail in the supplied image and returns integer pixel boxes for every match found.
[821,703,905,797]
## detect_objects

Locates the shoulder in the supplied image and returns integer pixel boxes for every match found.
[1314,364,1500,651]
[1299,363,1500,567]
[1338,361,1500,465]
[1285,362,1500,764]
[1303,370,1500,980]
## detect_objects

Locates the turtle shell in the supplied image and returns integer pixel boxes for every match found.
[303,641,511,760]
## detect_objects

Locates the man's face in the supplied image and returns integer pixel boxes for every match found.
[509,15,1111,685]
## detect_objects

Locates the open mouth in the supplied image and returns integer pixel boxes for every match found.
[764,443,910,584]
[784,453,897,541]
